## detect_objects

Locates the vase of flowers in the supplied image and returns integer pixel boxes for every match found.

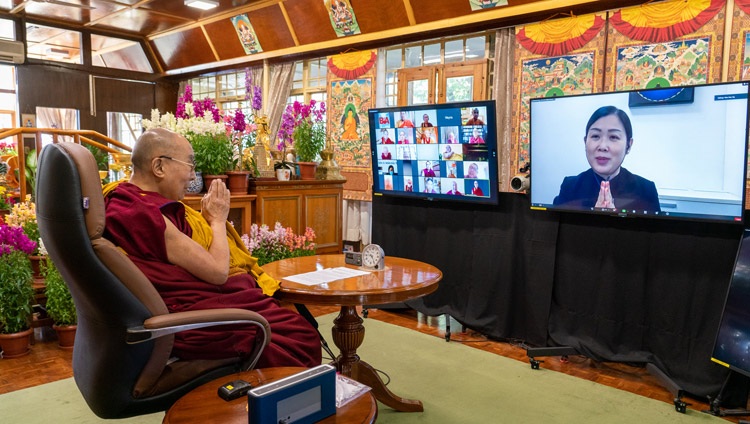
[241,222,316,266]
[0,225,37,358]
[5,195,44,279]
[277,100,327,180]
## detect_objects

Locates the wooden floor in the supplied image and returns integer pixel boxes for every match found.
[0,305,744,423]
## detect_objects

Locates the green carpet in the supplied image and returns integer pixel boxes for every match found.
[0,314,728,423]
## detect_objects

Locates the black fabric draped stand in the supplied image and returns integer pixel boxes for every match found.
[371,192,743,399]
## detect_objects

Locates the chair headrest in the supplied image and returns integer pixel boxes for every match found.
[49,142,106,240]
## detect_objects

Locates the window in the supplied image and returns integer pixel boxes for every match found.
[108,112,142,149]
[26,23,82,64]
[92,34,152,73]
[382,32,492,106]
[288,58,327,106]
[188,70,254,116]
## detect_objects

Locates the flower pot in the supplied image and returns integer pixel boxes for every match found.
[53,324,77,350]
[226,170,250,194]
[0,328,33,358]
[202,174,228,189]
[276,168,291,181]
[186,171,203,194]
[298,162,317,180]
[29,254,45,279]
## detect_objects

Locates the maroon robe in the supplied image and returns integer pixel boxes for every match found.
[104,182,321,368]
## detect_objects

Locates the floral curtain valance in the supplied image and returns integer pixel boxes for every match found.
[735,0,750,15]
[327,50,376,80]
[610,0,725,43]
[515,13,605,56]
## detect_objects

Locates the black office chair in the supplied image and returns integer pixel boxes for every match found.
[36,142,271,419]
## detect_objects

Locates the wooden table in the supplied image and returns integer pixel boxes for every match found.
[181,193,256,235]
[264,254,442,412]
[163,367,377,424]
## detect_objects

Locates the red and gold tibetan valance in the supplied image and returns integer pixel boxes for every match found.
[610,0,725,43]
[735,0,750,15]
[327,50,376,80]
[516,14,605,56]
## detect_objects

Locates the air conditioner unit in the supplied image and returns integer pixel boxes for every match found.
[0,40,24,64]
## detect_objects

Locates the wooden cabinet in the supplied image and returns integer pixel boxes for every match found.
[181,194,256,235]
[249,179,344,254]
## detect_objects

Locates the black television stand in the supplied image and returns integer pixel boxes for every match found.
[702,371,750,420]
[526,346,579,370]
[646,363,690,413]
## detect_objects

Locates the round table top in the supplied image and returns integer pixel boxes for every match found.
[264,254,442,306]
[163,367,377,424]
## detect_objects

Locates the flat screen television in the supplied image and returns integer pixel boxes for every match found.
[529,81,749,224]
[368,100,498,205]
[711,229,750,378]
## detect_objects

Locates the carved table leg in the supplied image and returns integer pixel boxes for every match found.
[331,306,424,412]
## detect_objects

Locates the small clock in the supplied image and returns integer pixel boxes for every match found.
[361,243,385,270]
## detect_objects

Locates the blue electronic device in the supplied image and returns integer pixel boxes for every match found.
[247,364,336,424]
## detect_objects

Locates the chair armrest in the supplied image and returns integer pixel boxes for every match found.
[126,308,269,343]
[126,308,271,371]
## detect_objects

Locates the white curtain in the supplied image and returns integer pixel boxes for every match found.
[36,107,79,144]
[493,27,515,192]
[266,62,295,148]
[343,199,372,245]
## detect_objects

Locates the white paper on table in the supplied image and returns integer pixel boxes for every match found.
[283,267,371,286]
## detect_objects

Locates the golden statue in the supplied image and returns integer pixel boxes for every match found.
[253,115,275,178]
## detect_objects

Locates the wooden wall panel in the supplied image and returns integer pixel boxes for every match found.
[94,77,155,115]
[204,19,247,61]
[284,0,337,45]
[151,28,215,70]
[248,5,297,51]
[409,0,474,24]
[350,0,411,32]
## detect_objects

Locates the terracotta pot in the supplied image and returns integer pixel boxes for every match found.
[298,162,317,180]
[0,328,33,358]
[53,324,77,350]
[29,254,45,280]
[202,174,228,189]
[226,171,250,194]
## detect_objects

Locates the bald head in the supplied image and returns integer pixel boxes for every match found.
[132,128,189,173]
[129,128,195,200]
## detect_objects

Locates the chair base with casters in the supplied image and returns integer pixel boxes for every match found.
[36,142,271,419]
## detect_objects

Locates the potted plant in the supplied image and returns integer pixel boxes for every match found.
[0,225,37,358]
[42,257,77,349]
[5,195,44,279]
[241,222,316,266]
[278,100,327,180]
[191,132,234,188]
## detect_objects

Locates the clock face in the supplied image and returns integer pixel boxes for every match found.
[362,244,384,269]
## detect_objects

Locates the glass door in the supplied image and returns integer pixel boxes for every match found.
[398,60,487,105]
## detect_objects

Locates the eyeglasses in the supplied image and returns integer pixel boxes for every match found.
[158,155,195,171]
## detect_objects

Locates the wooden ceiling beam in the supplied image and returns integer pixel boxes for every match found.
[164,0,635,77]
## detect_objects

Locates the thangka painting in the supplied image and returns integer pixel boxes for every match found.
[231,14,262,55]
[510,14,606,184]
[728,0,750,208]
[612,38,710,91]
[325,0,361,37]
[729,1,750,82]
[514,54,596,170]
[328,78,373,200]
[603,1,724,91]
[469,0,508,11]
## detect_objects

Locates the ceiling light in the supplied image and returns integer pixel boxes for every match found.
[185,0,219,10]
